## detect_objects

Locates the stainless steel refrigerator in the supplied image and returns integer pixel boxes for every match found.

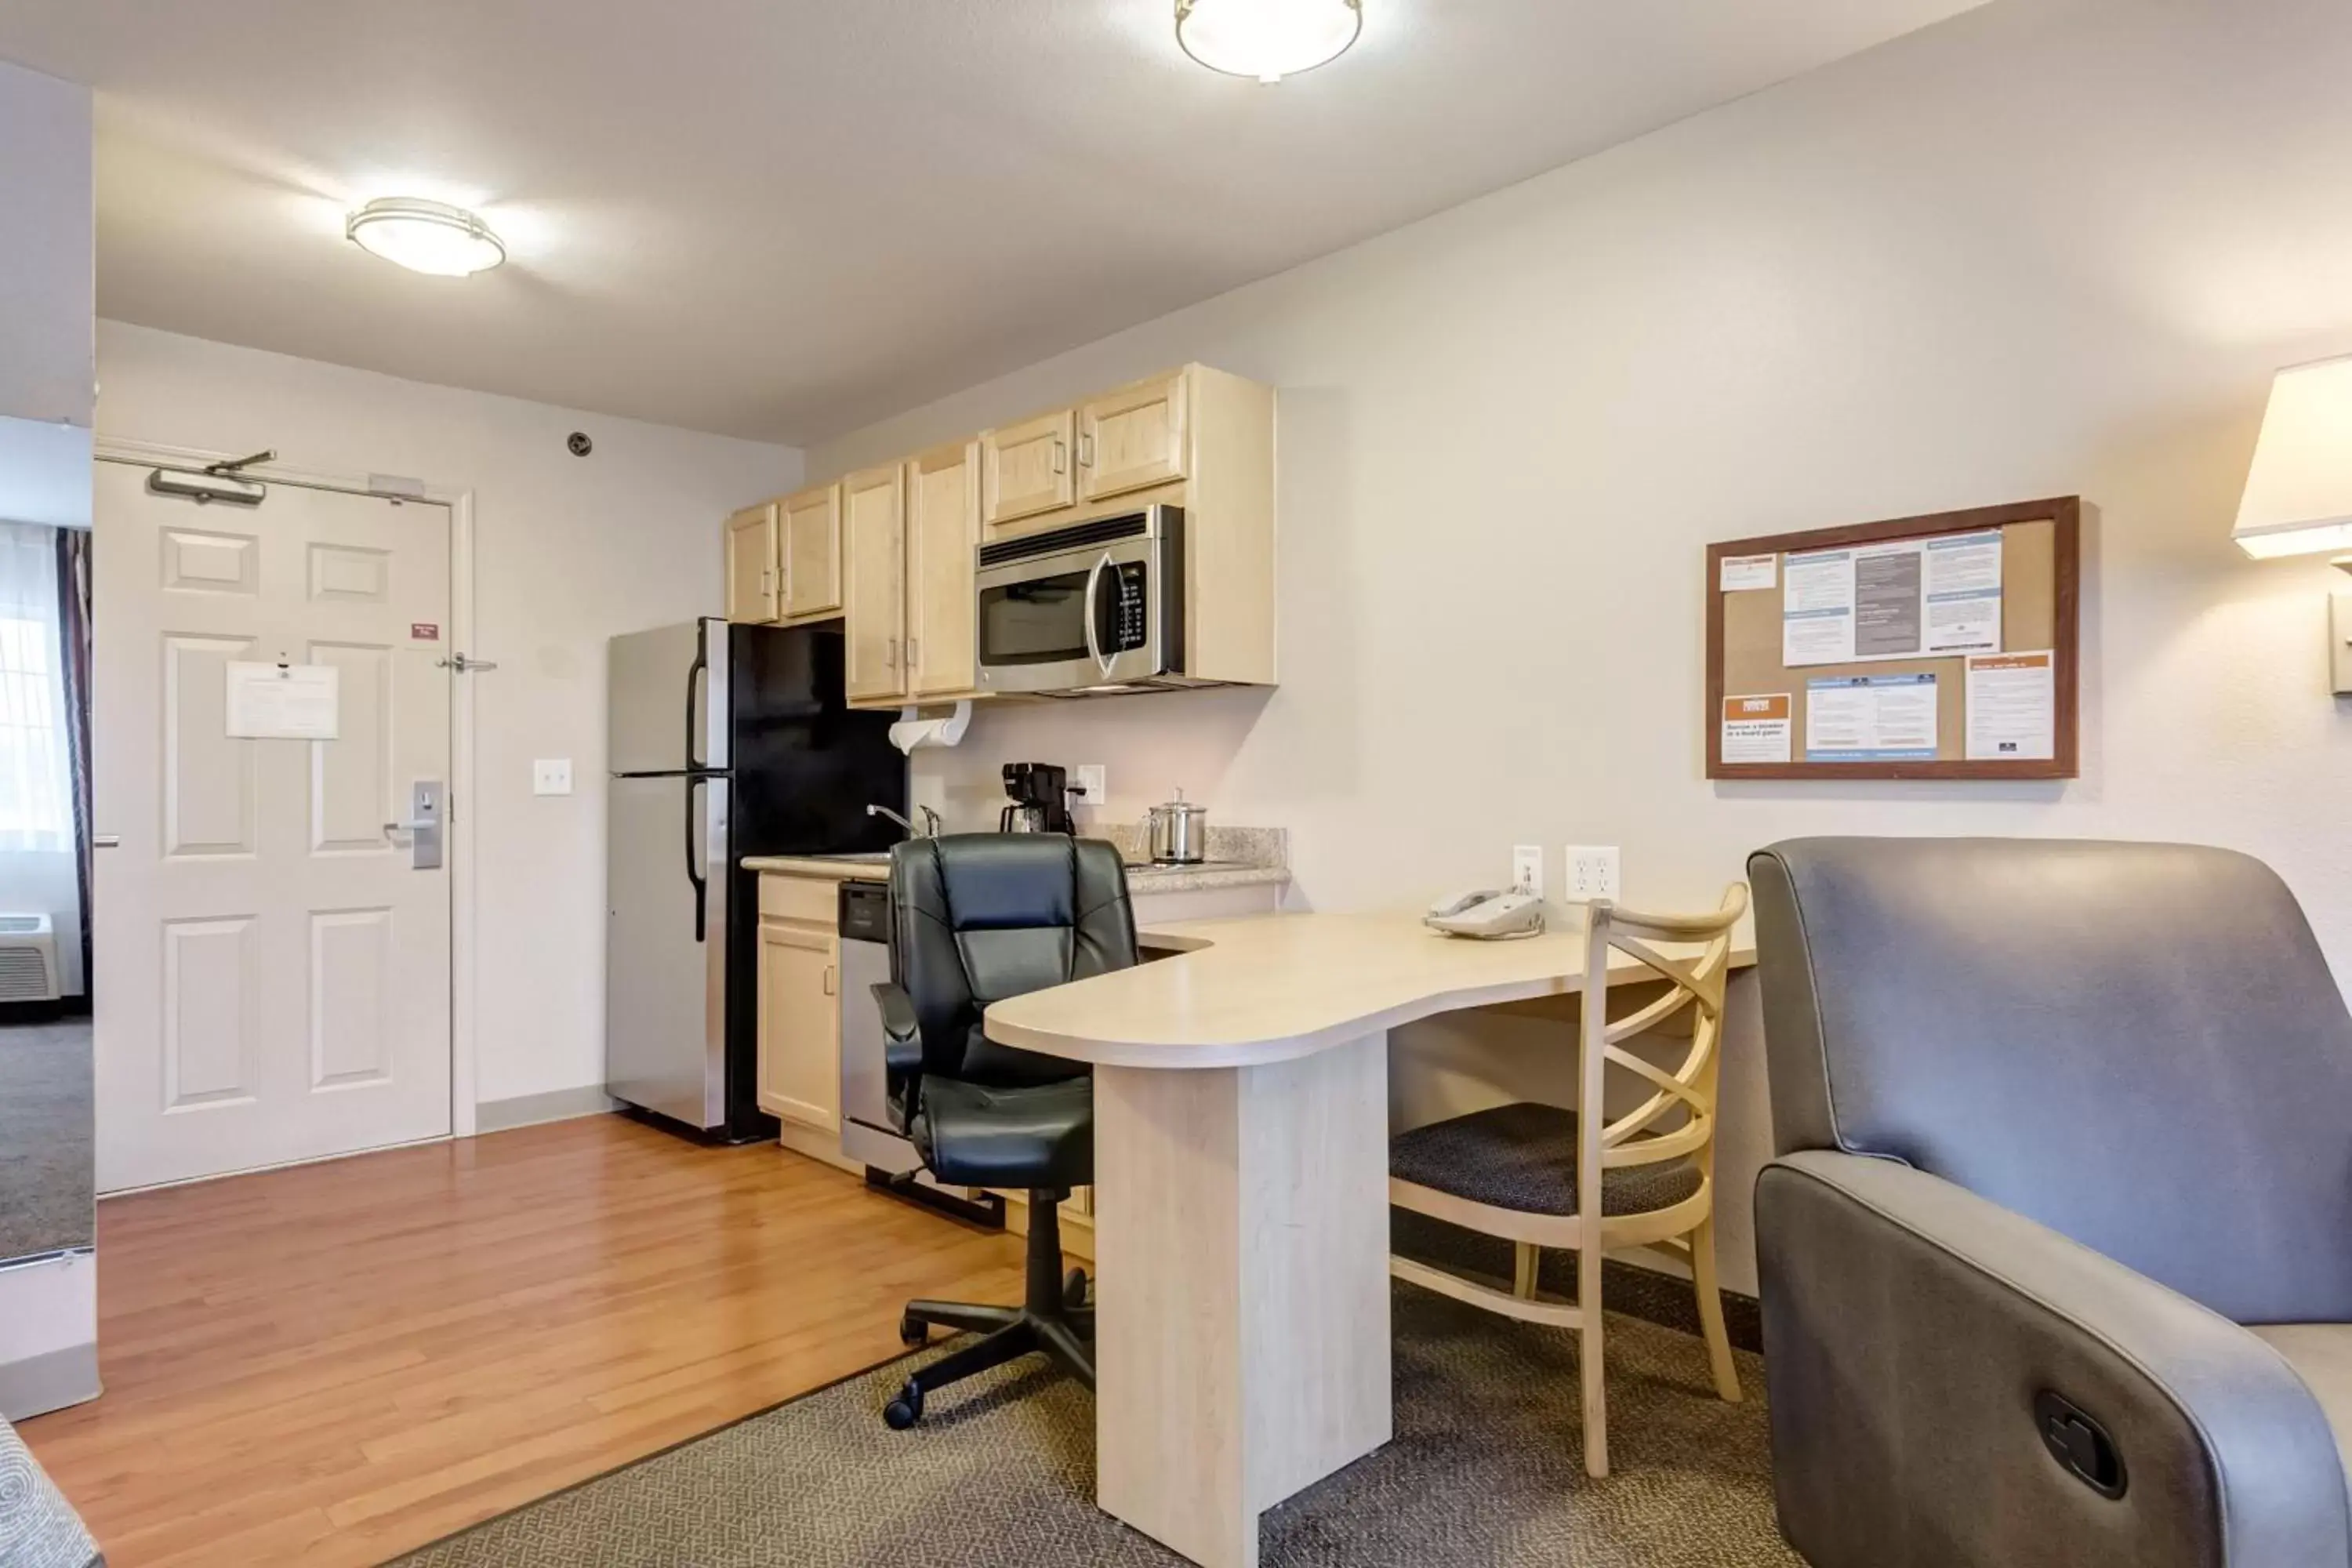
[604,618,906,1141]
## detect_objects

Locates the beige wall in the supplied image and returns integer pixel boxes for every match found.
[809,0,2352,1294]
[0,57,91,427]
[92,322,804,1110]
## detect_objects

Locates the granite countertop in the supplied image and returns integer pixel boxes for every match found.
[745,824,1289,895]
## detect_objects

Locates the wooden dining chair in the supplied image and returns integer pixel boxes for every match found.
[1388,883,1749,1479]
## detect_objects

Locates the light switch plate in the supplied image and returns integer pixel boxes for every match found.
[533,758,573,797]
[1073,764,1107,808]
[1512,844,1544,900]
[1566,844,1621,902]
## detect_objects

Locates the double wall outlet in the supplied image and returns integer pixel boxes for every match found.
[1512,844,1544,900]
[1566,845,1621,902]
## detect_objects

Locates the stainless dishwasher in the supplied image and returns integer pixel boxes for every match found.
[836,879,1003,1225]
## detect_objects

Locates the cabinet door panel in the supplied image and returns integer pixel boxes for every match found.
[758,922,840,1132]
[724,503,778,624]
[1079,373,1189,502]
[841,464,906,702]
[907,441,980,699]
[982,409,1076,528]
[782,485,842,620]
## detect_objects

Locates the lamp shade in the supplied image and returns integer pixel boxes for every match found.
[2234,355,2352,558]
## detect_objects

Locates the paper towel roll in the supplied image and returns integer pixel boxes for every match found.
[888,700,972,754]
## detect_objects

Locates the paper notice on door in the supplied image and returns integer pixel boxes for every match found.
[1719,554,1778,593]
[1922,530,2002,655]
[226,661,340,740]
[1965,649,2055,760]
[1806,672,1937,762]
[1782,549,1857,665]
[1721,694,1792,764]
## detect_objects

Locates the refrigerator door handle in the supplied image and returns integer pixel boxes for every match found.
[685,775,709,943]
[685,622,710,773]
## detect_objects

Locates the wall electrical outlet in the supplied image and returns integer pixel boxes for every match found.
[1566,844,1621,902]
[1073,764,1107,808]
[1512,844,1545,900]
[533,758,573,797]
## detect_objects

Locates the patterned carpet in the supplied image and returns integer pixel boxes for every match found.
[0,1022,94,1263]
[394,1281,1803,1567]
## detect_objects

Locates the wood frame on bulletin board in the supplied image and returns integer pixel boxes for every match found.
[1704,495,2080,781]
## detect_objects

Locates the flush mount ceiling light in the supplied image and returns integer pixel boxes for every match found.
[345,197,506,277]
[1176,0,1363,83]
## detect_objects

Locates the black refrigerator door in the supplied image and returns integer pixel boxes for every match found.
[724,622,907,858]
[713,622,907,1142]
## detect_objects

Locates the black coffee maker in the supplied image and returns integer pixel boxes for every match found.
[1000,762,1076,834]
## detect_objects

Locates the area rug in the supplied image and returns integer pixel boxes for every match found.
[393,1281,1802,1567]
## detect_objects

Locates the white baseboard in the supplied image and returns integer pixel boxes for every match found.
[474,1085,621,1134]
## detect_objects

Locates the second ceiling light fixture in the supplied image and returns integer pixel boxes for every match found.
[1175,0,1363,84]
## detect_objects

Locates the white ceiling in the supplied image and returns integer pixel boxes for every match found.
[4,1,1984,445]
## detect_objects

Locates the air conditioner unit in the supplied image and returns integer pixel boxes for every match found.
[0,914,62,1004]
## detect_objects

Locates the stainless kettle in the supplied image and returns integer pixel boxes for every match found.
[1145,789,1208,865]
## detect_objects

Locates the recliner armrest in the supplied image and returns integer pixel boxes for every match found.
[1758,1150,2350,1568]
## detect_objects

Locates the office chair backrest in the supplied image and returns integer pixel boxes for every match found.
[1750,837,2352,1323]
[887,833,1137,1086]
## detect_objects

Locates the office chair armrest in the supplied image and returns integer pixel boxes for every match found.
[873,981,924,1129]
[1757,1150,2348,1568]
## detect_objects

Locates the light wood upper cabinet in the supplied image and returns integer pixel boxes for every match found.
[840,464,906,702]
[757,919,840,1134]
[1078,371,1189,503]
[724,503,779,624]
[981,408,1076,528]
[906,441,981,699]
[781,485,842,622]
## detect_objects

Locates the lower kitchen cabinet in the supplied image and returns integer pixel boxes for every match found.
[757,916,840,1135]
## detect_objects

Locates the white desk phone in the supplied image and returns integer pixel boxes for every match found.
[1424,887,1546,939]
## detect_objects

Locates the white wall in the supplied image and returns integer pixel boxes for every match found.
[811,0,2352,1293]
[0,59,93,427]
[93,322,803,1107]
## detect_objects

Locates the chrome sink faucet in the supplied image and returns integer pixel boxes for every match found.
[867,803,940,837]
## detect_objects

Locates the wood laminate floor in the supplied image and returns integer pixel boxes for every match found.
[16,1114,1027,1568]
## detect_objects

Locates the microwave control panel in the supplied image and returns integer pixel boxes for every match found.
[1107,561,1149,652]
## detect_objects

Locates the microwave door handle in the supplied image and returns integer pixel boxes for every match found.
[1083,552,1114,677]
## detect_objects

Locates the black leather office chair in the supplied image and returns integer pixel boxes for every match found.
[872,833,1138,1429]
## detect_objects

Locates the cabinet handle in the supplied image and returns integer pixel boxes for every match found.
[906,635,920,670]
[822,965,836,996]
[1080,433,1094,468]
[884,637,898,670]
[1052,437,1067,476]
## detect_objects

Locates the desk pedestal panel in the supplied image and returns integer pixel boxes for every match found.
[1094,1032,1393,1568]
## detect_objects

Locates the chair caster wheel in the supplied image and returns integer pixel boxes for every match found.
[884,1381,924,1430]
[1064,1268,1090,1309]
[898,1314,928,1348]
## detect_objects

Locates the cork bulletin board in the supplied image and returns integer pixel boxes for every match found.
[1704,496,2080,781]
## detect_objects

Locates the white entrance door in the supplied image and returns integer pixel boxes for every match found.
[93,463,453,1192]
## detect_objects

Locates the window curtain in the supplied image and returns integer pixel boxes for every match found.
[56,524,93,994]
[0,521,74,854]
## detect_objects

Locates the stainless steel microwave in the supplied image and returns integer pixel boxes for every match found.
[974,506,1198,695]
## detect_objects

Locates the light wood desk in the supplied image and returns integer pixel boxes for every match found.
[985,910,1757,1568]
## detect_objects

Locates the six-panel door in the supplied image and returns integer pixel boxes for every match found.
[92,463,454,1192]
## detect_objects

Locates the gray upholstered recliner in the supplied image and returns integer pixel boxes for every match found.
[1749,837,2352,1568]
